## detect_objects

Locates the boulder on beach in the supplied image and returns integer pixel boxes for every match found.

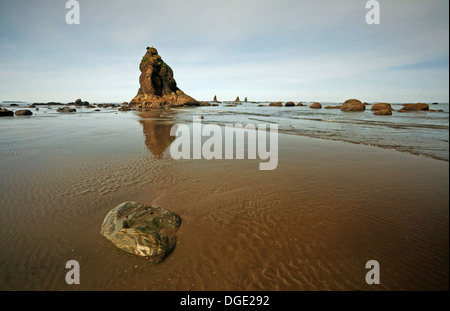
[310,102,322,109]
[57,107,77,113]
[296,102,305,106]
[100,201,181,262]
[14,109,33,116]
[285,101,295,107]
[129,47,198,108]
[0,108,14,117]
[269,102,283,107]
[371,103,393,111]
[398,103,429,112]
[340,99,365,112]
[373,109,392,115]
[325,105,342,109]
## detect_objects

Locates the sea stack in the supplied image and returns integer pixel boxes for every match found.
[129,46,198,108]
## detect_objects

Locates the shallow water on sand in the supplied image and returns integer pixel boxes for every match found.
[0,108,448,290]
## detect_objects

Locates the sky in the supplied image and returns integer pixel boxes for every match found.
[0,0,448,103]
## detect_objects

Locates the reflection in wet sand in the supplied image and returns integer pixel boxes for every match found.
[138,110,175,159]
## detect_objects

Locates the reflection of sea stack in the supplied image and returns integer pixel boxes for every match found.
[130,47,198,108]
[139,110,175,159]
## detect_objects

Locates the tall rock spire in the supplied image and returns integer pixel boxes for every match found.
[130,47,198,108]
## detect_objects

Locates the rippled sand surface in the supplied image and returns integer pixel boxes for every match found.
[0,109,448,290]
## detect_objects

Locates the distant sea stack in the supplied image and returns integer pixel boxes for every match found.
[129,47,198,108]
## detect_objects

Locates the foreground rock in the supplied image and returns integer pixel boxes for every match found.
[129,47,198,108]
[399,103,429,112]
[310,102,322,109]
[340,99,365,112]
[0,108,14,117]
[14,109,33,116]
[101,201,181,261]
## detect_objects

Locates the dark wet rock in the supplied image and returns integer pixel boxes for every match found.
[57,107,77,113]
[14,109,33,116]
[269,102,282,107]
[9,103,19,107]
[199,101,211,106]
[310,102,322,109]
[47,102,64,106]
[100,201,181,261]
[211,103,219,106]
[325,105,342,109]
[398,103,429,112]
[118,107,131,111]
[257,104,265,107]
[225,104,237,107]
[94,109,101,111]
[74,99,89,106]
[432,102,438,105]
[129,47,198,108]
[285,101,295,107]
[296,102,305,106]
[340,99,365,112]
[0,108,14,117]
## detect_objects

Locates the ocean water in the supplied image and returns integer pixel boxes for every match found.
[2,101,448,161]
[176,101,450,162]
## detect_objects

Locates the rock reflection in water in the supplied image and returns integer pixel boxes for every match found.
[138,110,176,159]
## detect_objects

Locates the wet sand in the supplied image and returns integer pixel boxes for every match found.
[0,110,448,290]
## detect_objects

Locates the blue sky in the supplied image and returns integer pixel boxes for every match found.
[0,0,448,103]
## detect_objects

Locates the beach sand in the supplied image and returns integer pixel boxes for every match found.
[0,110,448,290]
